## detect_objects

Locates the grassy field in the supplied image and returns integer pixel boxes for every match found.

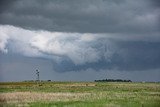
[0,81,160,107]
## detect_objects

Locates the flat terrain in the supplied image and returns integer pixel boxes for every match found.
[0,82,160,107]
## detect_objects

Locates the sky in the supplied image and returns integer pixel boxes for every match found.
[0,0,160,82]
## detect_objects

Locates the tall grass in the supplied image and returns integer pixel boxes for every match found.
[0,82,160,107]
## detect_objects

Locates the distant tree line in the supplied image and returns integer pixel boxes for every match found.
[95,79,132,82]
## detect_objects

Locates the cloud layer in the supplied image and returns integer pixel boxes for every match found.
[0,25,116,65]
[0,0,159,33]
[0,0,160,81]
[0,25,160,72]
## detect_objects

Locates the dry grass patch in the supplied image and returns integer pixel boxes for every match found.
[0,92,91,104]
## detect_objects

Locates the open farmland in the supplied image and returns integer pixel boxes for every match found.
[0,82,160,107]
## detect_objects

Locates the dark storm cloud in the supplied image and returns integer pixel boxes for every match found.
[0,0,159,33]
[0,0,17,13]
[0,25,160,73]
[52,41,160,72]
[0,0,160,82]
[151,0,160,7]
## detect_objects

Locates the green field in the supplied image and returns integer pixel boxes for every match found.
[0,81,160,107]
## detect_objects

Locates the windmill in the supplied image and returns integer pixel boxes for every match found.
[36,69,40,82]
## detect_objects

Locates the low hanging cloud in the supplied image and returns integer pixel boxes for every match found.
[1,25,160,72]
[0,25,117,65]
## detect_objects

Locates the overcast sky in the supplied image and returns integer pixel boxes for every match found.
[0,0,160,82]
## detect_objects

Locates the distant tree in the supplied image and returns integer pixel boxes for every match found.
[95,78,132,82]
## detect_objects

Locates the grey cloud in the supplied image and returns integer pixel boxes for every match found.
[0,25,160,72]
[0,0,17,13]
[52,41,160,72]
[151,0,160,7]
[0,0,159,34]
